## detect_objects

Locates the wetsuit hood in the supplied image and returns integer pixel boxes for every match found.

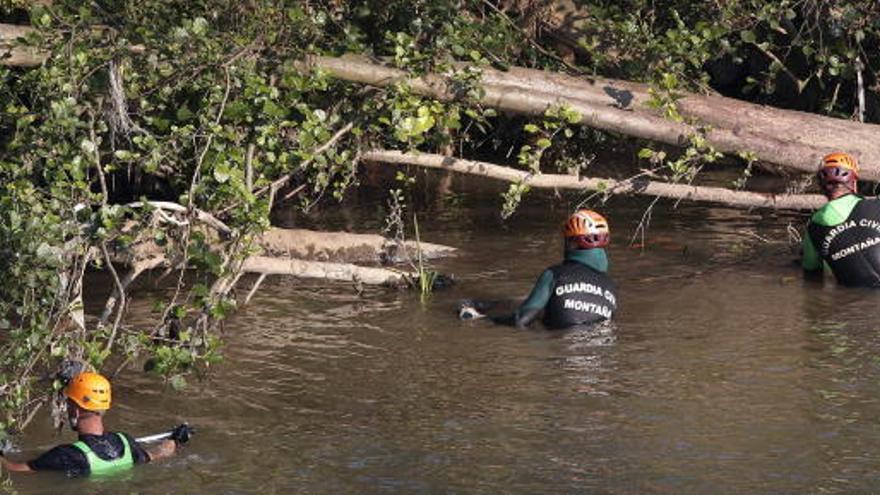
[564,248,608,273]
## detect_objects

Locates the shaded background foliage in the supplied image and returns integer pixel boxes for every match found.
[0,0,878,435]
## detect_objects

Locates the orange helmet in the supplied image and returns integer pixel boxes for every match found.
[64,372,111,411]
[564,209,610,249]
[818,152,858,190]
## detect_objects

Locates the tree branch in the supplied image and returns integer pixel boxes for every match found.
[362,149,826,210]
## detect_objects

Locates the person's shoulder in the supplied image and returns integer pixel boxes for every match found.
[27,443,86,472]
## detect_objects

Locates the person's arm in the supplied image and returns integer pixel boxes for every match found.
[9,445,85,475]
[491,270,553,328]
[142,423,192,462]
[1,456,33,473]
[144,440,177,462]
[802,231,824,279]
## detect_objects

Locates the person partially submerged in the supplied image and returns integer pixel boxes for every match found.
[460,209,617,329]
[803,152,880,287]
[0,371,192,477]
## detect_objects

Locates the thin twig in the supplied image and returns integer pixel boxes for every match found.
[245,142,255,191]
[856,57,865,123]
[89,115,109,203]
[100,242,126,353]
[260,121,354,197]
[244,274,267,305]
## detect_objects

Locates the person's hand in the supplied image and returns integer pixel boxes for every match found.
[170,423,194,445]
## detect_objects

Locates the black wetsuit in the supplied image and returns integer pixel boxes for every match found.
[806,195,880,287]
[492,248,617,329]
[27,432,150,477]
[543,261,617,329]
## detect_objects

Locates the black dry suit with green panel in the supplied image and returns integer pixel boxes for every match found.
[27,431,149,477]
[804,194,880,287]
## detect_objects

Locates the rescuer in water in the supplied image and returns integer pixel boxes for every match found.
[460,208,617,329]
[0,371,192,477]
[803,152,880,287]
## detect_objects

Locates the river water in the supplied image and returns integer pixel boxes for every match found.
[9,172,880,494]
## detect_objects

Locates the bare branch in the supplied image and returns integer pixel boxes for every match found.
[363,149,826,210]
[125,200,232,234]
[244,274,267,305]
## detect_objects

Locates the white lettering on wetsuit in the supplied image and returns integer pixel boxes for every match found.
[822,219,880,254]
[554,283,617,306]
[822,220,856,253]
[562,299,612,318]
[831,237,880,261]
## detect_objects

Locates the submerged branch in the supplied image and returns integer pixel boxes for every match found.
[362,150,826,210]
[240,256,415,287]
[257,227,456,263]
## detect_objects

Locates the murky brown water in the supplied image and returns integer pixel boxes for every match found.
[9,172,880,494]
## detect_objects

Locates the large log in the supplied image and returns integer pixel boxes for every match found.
[258,227,456,263]
[309,55,880,180]
[363,149,827,210]
[241,256,415,286]
[0,23,45,67]
[477,66,880,177]
[118,201,457,263]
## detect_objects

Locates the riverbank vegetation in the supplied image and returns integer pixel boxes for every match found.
[1,0,879,440]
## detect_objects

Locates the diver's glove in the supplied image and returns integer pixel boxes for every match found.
[170,423,194,445]
[457,301,486,320]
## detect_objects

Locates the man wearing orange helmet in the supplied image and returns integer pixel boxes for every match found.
[460,208,617,329]
[0,371,191,477]
[803,152,880,287]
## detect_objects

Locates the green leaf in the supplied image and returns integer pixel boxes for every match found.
[740,30,756,44]
[192,17,209,36]
[213,163,231,183]
[170,374,187,390]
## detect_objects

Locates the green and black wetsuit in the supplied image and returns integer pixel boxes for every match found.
[27,431,150,477]
[492,248,617,329]
[803,194,880,287]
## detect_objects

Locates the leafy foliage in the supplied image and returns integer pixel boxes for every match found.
[2,0,880,436]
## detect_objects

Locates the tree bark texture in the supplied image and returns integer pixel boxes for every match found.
[113,225,455,288]
[241,256,415,286]
[307,55,880,180]
[0,23,46,67]
[258,227,456,263]
[363,149,827,210]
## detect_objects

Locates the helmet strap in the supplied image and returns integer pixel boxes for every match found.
[67,404,79,432]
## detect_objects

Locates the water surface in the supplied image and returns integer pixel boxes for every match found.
[9,174,880,494]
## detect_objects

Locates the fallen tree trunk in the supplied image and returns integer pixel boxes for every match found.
[241,256,415,286]
[363,149,827,210]
[113,224,455,287]
[258,228,456,263]
[476,66,880,177]
[0,23,45,67]
[308,55,880,180]
[114,202,458,265]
